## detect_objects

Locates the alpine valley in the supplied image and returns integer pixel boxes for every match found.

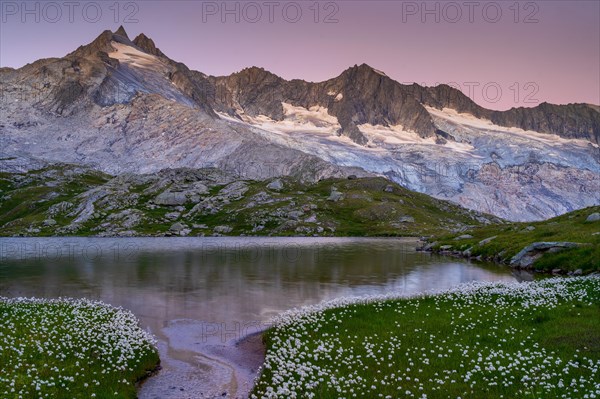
[1,27,599,239]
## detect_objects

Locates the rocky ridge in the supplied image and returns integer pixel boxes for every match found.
[1,26,598,222]
[0,165,500,238]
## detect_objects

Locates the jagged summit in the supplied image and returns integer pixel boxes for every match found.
[340,63,389,78]
[34,27,600,145]
[68,27,134,58]
[232,66,277,77]
[1,27,599,222]
[133,33,164,57]
[114,25,129,39]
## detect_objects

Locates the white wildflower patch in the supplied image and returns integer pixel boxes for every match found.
[252,276,600,398]
[0,297,158,398]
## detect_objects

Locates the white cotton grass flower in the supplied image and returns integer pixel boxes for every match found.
[251,276,600,398]
[0,297,158,398]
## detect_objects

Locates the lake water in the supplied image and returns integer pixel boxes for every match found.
[0,237,525,398]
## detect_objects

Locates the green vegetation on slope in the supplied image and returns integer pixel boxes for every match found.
[252,277,600,399]
[427,206,600,272]
[0,298,159,399]
[0,165,498,238]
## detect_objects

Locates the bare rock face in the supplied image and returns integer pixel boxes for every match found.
[490,103,600,145]
[210,63,439,145]
[1,27,599,222]
[407,84,600,144]
[328,187,344,202]
[154,191,188,206]
[132,33,165,57]
[587,213,600,222]
[267,179,284,191]
[510,242,581,268]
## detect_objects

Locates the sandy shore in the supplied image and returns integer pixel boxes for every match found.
[138,319,266,399]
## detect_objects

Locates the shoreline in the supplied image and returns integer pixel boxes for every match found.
[251,276,600,397]
[418,241,599,276]
[136,322,268,399]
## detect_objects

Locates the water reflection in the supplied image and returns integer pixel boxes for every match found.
[0,237,520,398]
[0,237,517,327]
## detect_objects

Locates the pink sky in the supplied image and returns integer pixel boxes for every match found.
[1,1,598,110]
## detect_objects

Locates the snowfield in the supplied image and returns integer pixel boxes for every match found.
[219,103,600,221]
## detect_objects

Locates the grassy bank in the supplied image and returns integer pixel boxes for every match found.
[427,206,600,273]
[0,298,159,398]
[252,277,600,398]
[0,165,497,238]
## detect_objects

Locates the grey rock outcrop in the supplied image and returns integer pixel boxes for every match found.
[154,191,188,206]
[478,236,497,246]
[455,234,473,240]
[214,225,233,234]
[328,189,344,202]
[267,179,284,191]
[586,213,600,222]
[510,242,581,268]
[2,27,598,223]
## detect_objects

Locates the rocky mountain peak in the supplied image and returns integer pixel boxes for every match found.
[229,66,284,87]
[114,25,129,40]
[236,66,276,78]
[68,27,134,59]
[133,33,164,57]
[341,63,388,80]
[68,29,114,57]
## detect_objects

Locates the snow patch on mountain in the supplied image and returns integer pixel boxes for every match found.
[108,42,163,69]
[427,107,598,149]
[326,91,344,101]
[217,104,599,221]
[102,41,195,107]
[427,107,599,171]
[358,123,474,154]
[223,103,342,135]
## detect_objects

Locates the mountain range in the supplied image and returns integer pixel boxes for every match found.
[1,26,598,221]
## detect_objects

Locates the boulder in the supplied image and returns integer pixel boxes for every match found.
[586,212,600,222]
[47,201,73,216]
[190,182,209,195]
[288,211,304,220]
[421,241,437,251]
[304,215,318,223]
[43,219,57,227]
[214,225,233,234]
[267,179,284,191]
[169,222,187,232]
[219,181,248,200]
[454,234,473,240]
[398,216,415,223]
[328,190,344,202]
[164,212,181,220]
[478,236,497,246]
[155,191,188,206]
[106,209,143,229]
[510,242,580,268]
[384,185,394,193]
